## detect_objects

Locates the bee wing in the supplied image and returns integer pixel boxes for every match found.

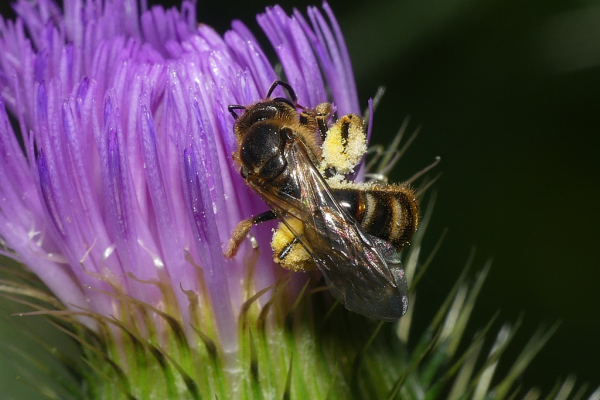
[249,138,408,320]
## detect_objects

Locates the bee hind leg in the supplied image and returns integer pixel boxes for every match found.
[224,210,277,258]
[276,237,299,261]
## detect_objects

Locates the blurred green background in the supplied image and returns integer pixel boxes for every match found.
[1,0,599,397]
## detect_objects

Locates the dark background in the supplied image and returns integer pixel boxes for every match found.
[1,0,599,396]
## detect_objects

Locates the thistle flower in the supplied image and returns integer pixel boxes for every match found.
[0,0,359,335]
[0,1,596,399]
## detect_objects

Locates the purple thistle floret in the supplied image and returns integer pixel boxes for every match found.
[0,0,360,349]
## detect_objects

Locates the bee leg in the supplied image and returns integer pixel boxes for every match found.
[297,102,332,142]
[277,237,299,262]
[224,210,277,258]
[315,103,333,142]
[320,114,367,175]
[316,115,329,142]
[322,166,338,179]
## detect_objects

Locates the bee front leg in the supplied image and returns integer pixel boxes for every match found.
[314,103,333,142]
[224,210,277,258]
[299,102,333,142]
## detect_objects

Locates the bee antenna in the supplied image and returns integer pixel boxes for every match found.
[228,105,246,119]
[266,80,298,103]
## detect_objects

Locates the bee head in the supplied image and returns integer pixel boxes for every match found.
[231,98,298,141]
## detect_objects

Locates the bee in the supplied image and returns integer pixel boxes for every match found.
[225,81,419,321]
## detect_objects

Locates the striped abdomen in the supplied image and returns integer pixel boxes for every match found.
[332,185,419,251]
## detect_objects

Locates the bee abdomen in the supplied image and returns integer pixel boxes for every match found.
[333,185,419,251]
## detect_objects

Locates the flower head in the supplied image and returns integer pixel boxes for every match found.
[0,0,378,397]
[0,0,359,342]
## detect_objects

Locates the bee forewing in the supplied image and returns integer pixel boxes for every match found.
[249,138,408,320]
